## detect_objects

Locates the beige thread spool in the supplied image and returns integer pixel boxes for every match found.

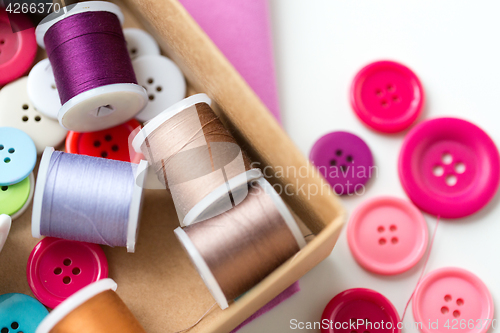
[132,94,261,226]
[175,177,306,310]
[35,279,146,333]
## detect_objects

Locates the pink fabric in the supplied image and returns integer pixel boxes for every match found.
[230,281,301,333]
[179,0,281,122]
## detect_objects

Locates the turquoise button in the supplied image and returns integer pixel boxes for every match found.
[0,127,36,186]
[0,293,48,333]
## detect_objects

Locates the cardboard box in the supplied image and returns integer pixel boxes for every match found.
[0,1,346,332]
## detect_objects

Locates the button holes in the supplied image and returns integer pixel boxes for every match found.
[379,238,386,245]
[363,331,369,333]
[346,155,354,163]
[0,39,4,45]
[111,145,119,152]
[104,135,112,142]
[442,153,453,164]
[453,310,461,318]
[381,100,389,107]
[444,295,452,302]
[340,165,347,172]
[351,331,357,333]
[35,116,41,122]
[148,94,155,101]
[446,174,457,186]
[131,48,137,54]
[22,116,28,122]
[391,237,398,244]
[94,140,101,147]
[0,145,3,150]
[441,306,449,314]
[10,323,18,330]
[456,298,464,306]
[350,319,356,325]
[392,95,400,103]
[101,151,108,158]
[72,267,81,275]
[1,186,8,191]
[147,78,154,84]
[1,327,8,333]
[63,276,71,284]
[22,104,29,110]
[433,165,444,177]
[364,318,371,324]
[4,157,10,163]
[51,84,56,90]
[156,86,162,92]
[389,225,397,232]
[387,84,395,92]
[375,89,383,97]
[54,267,62,275]
[63,258,72,266]
[8,148,14,154]
[329,159,337,166]
[335,149,342,156]
[454,162,466,174]
[377,226,385,233]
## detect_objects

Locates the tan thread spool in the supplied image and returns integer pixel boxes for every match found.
[175,177,306,309]
[36,279,145,333]
[132,94,261,226]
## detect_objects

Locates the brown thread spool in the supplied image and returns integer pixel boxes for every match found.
[132,94,261,226]
[36,279,146,333]
[175,177,306,309]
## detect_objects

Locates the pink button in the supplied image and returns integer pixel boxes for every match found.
[0,9,37,86]
[27,237,108,309]
[321,288,400,333]
[347,196,428,275]
[413,267,494,333]
[350,60,424,133]
[399,117,500,219]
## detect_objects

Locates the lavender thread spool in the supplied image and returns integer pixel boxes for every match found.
[31,147,148,252]
[36,1,148,132]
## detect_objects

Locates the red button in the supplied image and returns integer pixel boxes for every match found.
[0,9,37,86]
[27,237,108,309]
[321,288,400,333]
[350,61,424,133]
[347,196,428,275]
[66,119,143,163]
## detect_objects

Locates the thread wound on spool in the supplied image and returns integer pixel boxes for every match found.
[140,101,252,223]
[45,11,137,105]
[180,181,302,304]
[37,150,139,248]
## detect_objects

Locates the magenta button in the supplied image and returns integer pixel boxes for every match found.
[310,131,374,195]
[413,267,493,333]
[321,288,400,333]
[351,61,424,133]
[27,237,108,309]
[347,197,428,275]
[399,117,500,219]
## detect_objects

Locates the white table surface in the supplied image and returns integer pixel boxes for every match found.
[240,1,500,332]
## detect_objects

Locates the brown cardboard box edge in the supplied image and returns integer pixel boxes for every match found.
[0,1,346,332]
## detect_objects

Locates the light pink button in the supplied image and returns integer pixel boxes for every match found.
[350,60,424,133]
[399,117,500,219]
[27,237,108,309]
[347,196,428,275]
[413,267,494,333]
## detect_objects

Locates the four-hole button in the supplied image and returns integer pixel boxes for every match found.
[0,293,48,333]
[0,127,36,186]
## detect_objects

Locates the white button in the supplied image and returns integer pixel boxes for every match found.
[27,58,62,120]
[132,55,186,122]
[124,28,160,60]
[0,77,67,154]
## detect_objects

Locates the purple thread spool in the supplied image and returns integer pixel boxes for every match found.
[36,2,148,132]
